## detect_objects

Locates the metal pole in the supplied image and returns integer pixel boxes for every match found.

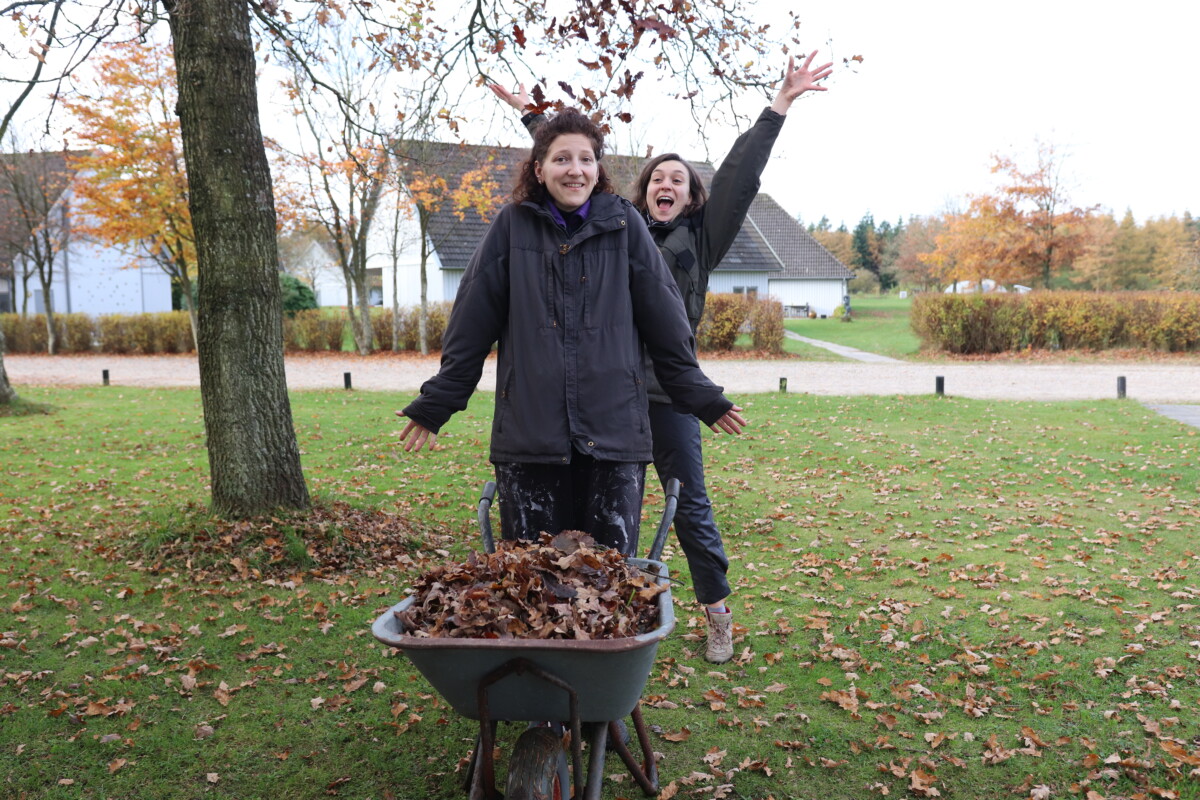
[102,369,109,386]
[1117,376,1126,399]
[935,376,944,396]
[779,377,787,393]
[344,371,352,390]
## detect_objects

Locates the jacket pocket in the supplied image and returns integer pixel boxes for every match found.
[630,368,648,434]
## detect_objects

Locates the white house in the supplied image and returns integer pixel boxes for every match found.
[384,140,852,316]
[1,150,171,316]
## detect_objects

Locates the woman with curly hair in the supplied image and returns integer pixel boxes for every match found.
[397,108,746,558]
[490,52,831,662]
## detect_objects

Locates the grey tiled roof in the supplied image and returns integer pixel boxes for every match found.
[389,139,849,278]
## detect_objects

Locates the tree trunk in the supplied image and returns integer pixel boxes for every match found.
[0,328,17,404]
[38,274,57,355]
[167,0,310,517]
[178,271,200,352]
[418,207,429,356]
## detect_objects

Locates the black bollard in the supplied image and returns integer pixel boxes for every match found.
[935,376,944,396]
[1117,376,1126,399]
[102,369,110,386]
[344,372,352,390]
[779,377,787,393]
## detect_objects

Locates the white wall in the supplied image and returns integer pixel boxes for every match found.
[707,271,771,296]
[766,278,848,317]
[17,237,171,316]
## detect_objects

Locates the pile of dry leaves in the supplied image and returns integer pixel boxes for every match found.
[396,531,667,640]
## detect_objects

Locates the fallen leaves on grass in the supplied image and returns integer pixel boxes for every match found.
[127,500,434,582]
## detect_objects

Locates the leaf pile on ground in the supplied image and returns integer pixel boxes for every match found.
[396,531,667,640]
[130,500,433,582]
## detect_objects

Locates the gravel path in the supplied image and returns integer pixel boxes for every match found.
[6,352,1200,404]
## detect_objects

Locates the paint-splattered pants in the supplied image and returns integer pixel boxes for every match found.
[494,453,647,556]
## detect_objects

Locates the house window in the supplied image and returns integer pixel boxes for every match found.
[732,286,758,297]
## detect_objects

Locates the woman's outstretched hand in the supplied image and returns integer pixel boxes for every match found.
[395,411,437,453]
[488,82,531,113]
[771,51,834,115]
[709,405,748,436]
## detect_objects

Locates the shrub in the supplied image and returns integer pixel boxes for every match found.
[59,313,97,353]
[159,311,196,353]
[697,293,749,351]
[912,291,1200,354]
[97,315,135,354]
[280,273,318,317]
[371,309,395,351]
[1,314,32,353]
[285,309,344,352]
[397,302,452,352]
[749,296,784,353]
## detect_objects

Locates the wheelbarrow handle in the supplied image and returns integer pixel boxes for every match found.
[646,477,680,562]
[478,480,497,554]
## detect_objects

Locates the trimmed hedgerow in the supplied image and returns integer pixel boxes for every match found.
[912,291,1200,354]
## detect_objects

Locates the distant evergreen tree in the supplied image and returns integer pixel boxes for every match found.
[280,273,318,317]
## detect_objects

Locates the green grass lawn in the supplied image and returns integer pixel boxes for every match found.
[3,386,1200,799]
[786,294,921,359]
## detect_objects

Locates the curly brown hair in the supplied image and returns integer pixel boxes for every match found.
[631,153,708,218]
[512,108,613,205]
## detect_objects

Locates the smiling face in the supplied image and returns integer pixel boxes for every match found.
[534,134,598,212]
[645,160,692,223]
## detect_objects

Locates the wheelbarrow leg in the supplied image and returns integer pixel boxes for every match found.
[464,720,501,800]
[580,722,609,800]
[606,703,659,796]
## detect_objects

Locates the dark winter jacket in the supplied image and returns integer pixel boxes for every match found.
[641,107,786,402]
[523,107,786,404]
[401,192,733,464]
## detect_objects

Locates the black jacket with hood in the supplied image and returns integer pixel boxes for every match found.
[640,108,785,402]
[401,192,733,464]
[524,107,786,404]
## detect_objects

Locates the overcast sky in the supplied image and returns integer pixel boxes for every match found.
[7,1,1196,232]
[580,0,1199,229]
[757,0,1199,228]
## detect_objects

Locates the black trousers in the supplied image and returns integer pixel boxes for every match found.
[648,403,731,604]
[494,452,647,557]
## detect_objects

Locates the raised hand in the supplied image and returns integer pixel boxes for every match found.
[487,82,531,113]
[771,51,834,114]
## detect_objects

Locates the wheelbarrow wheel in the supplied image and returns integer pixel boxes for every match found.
[505,726,569,800]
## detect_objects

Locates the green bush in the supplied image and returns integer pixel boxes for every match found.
[697,293,750,351]
[280,273,318,317]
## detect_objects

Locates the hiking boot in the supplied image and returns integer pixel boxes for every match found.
[704,608,733,664]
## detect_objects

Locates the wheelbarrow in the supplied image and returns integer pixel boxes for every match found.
[372,478,681,800]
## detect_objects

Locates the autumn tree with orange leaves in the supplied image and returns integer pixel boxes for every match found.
[62,38,200,348]
[4,0,817,516]
[392,143,507,354]
[921,143,1093,290]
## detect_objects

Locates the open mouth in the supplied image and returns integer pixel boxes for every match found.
[655,196,675,211]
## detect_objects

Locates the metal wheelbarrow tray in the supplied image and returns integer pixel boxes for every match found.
[370,479,681,799]
[370,556,675,722]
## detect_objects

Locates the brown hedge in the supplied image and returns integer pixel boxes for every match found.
[912,291,1200,354]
